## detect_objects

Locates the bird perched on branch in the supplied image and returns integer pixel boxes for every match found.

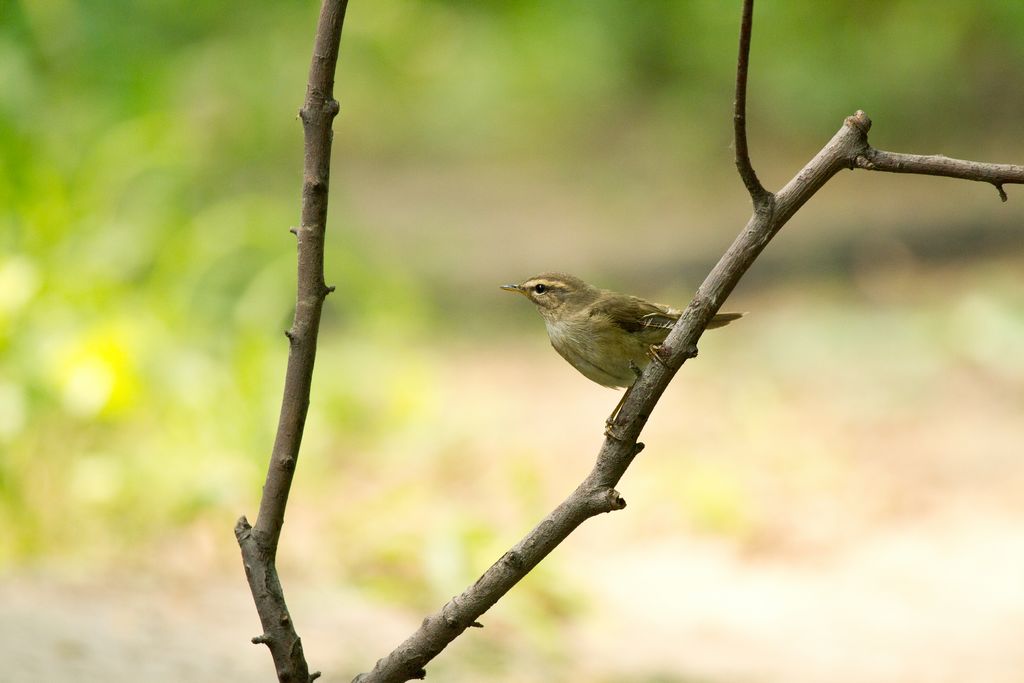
[501,272,743,428]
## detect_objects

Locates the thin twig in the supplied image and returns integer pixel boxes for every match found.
[236,1,349,682]
[856,148,1024,202]
[734,0,770,208]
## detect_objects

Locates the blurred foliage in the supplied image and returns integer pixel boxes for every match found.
[1,2,1023,668]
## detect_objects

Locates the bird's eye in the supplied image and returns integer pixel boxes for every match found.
[533,284,547,294]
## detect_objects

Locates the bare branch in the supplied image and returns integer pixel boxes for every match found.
[352,452,637,683]
[734,0,771,208]
[236,1,350,681]
[856,148,1024,202]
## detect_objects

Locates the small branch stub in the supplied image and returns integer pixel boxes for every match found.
[846,109,872,134]
[590,487,627,513]
[502,550,524,570]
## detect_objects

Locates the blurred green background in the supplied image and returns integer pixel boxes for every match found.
[2,1,1023,682]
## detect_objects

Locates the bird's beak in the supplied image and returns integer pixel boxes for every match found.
[500,283,524,295]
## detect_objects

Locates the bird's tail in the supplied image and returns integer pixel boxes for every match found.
[707,312,745,329]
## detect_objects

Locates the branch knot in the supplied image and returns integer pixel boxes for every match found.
[586,487,627,514]
[502,550,524,570]
[845,110,873,135]
[855,154,875,170]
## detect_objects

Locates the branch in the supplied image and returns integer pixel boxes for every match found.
[352,460,635,683]
[236,1,349,682]
[733,0,771,209]
[352,4,1023,681]
[856,148,1024,202]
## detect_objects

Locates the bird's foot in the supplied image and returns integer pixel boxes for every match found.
[604,385,632,439]
[604,410,623,439]
[647,344,671,368]
[604,420,626,441]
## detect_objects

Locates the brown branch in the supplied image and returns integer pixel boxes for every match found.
[352,460,635,683]
[733,0,770,208]
[352,3,1024,682]
[235,1,349,682]
[856,148,1024,202]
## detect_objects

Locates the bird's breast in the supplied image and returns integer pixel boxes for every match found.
[543,317,638,388]
[543,318,579,352]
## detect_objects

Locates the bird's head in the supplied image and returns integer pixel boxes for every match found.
[501,272,600,319]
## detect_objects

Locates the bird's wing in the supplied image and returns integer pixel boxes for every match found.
[593,295,744,333]
[648,309,744,330]
[590,295,679,334]
[638,303,680,331]
[593,294,745,335]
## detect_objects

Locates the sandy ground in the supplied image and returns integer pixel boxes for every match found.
[3,297,1023,682]
[5,510,1024,683]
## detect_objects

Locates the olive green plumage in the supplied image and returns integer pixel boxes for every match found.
[502,272,742,388]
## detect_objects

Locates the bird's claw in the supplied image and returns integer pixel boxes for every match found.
[604,420,626,441]
[647,344,670,369]
[604,411,623,439]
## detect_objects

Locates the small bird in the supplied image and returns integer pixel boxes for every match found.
[502,272,742,426]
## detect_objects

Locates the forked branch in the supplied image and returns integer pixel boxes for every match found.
[235,1,350,682]
[351,1,1022,680]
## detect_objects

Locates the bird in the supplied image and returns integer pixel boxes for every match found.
[501,272,743,429]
